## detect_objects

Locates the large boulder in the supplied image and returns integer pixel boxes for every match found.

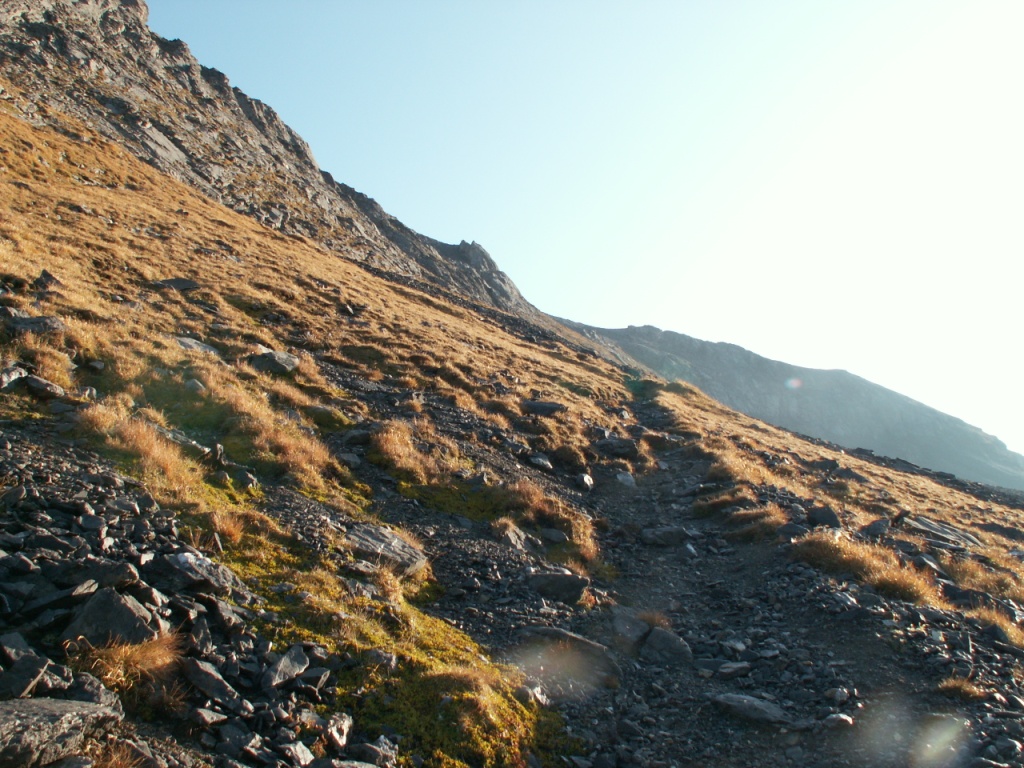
[342,525,427,578]
[0,698,122,768]
[248,350,300,375]
[60,587,157,646]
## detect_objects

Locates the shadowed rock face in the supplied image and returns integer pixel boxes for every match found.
[0,0,534,318]
[579,323,1024,491]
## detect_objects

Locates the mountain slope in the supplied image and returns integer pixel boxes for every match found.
[573,322,1024,491]
[7,2,1024,767]
[0,0,535,318]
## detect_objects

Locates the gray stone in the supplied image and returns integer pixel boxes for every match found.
[5,316,67,335]
[343,525,427,578]
[594,438,639,459]
[22,375,65,399]
[143,551,247,596]
[529,453,554,471]
[325,712,354,751]
[615,472,637,489]
[277,742,315,767]
[711,693,790,724]
[175,337,220,356]
[0,365,27,391]
[528,572,590,604]
[248,351,300,375]
[808,506,842,529]
[180,658,253,715]
[609,606,651,653]
[262,644,309,689]
[60,587,157,646]
[640,526,693,546]
[0,698,122,768]
[576,473,595,492]
[154,277,201,292]
[639,627,693,666]
[521,400,567,417]
[0,654,51,699]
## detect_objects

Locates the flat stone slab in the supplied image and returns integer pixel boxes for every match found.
[175,336,220,356]
[521,399,567,416]
[248,350,300,375]
[5,316,67,335]
[343,524,427,578]
[0,698,122,768]
[711,693,791,725]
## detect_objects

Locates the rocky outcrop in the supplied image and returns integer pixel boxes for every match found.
[576,323,1024,491]
[0,0,536,318]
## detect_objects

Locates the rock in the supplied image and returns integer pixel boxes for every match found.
[529,453,554,471]
[776,522,810,540]
[0,698,122,767]
[180,658,253,715]
[5,316,67,335]
[143,551,247,596]
[521,400,567,417]
[640,526,693,546]
[594,438,639,459]
[808,506,842,529]
[711,693,790,724]
[32,270,62,291]
[154,278,200,292]
[277,742,315,767]
[60,587,158,646]
[639,627,693,666]
[0,365,27,391]
[248,351,300,375]
[175,337,220,356]
[22,375,65,399]
[184,378,206,394]
[860,518,891,538]
[576,473,595,492]
[262,644,309,689]
[63,673,122,713]
[528,572,590,604]
[0,654,51,699]
[539,528,569,544]
[346,736,398,768]
[343,525,427,578]
[495,523,528,552]
[615,472,637,489]
[324,713,354,752]
[609,606,651,653]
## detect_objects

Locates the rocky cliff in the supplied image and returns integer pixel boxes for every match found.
[578,323,1024,491]
[0,0,534,317]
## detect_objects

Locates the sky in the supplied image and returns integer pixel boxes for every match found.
[146,1,1024,455]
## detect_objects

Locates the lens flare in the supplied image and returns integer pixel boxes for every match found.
[785,378,803,390]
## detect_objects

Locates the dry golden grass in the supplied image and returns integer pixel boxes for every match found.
[726,503,788,541]
[68,633,184,715]
[940,553,1024,603]
[790,532,946,605]
[969,607,1024,647]
[937,675,988,701]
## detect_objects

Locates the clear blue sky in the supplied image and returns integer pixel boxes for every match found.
[147,1,1024,455]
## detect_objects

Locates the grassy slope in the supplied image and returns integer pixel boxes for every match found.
[5,75,1024,762]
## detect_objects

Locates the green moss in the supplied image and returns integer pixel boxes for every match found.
[399,480,524,522]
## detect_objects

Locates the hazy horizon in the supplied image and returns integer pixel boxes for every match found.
[146,0,1024,455]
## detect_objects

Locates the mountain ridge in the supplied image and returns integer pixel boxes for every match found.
[0,0,537,320]
[566,322,1024,492]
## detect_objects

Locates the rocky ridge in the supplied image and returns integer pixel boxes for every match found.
[570,323,1024,493]
[0,0,534,319]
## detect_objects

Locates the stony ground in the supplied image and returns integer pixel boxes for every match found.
[6,347,1024,768]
